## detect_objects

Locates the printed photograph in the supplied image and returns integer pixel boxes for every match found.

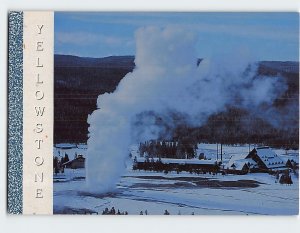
[53,12,299,215]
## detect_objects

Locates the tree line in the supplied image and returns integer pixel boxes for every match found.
[139,140,198,159]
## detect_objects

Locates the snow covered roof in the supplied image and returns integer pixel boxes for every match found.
[135,157,217,165]
[255,147,285,169]
[55,143,77,149]
[62,155,85,166]
[76,144,87,149]
[225,154,257,170]
[280,155,299,164]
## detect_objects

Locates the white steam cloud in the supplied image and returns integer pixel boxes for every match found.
[86,27,287,193]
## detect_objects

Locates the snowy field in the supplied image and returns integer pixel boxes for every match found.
[53,144,299,215]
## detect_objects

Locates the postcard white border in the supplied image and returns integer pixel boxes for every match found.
[23,11,53,215]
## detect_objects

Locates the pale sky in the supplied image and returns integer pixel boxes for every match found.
[55,12,299,61]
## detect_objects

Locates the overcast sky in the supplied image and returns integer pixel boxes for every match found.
[55,12,299,61]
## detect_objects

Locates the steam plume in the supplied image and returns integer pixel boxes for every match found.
[86,27,287,193]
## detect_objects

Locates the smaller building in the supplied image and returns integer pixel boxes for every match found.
[225,155,257,175]
[62,154,85,169]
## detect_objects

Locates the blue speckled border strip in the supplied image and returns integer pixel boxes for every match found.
[7,11,23,214]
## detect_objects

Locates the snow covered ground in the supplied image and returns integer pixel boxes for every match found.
[53,144,299,215]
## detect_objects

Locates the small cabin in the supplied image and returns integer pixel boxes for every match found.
[225,155,257,175]
[63,154,85,169]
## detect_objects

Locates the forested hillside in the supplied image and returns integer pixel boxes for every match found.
[54,55,299,149]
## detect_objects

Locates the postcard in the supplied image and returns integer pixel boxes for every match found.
[7,11,299,215]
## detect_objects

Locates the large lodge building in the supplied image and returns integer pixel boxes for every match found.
[134,146,298,175]
[225,147,292,174]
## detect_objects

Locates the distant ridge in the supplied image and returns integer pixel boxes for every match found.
[55,54,299,74]
[54,54,135,68]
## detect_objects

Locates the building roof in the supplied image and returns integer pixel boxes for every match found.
[62,155,85,166]
[225,155,257,170]
[55,143,77,149]
[255,147,285,169]
[280,154,299,164]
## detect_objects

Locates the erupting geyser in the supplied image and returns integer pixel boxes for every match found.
[86,26,287,193]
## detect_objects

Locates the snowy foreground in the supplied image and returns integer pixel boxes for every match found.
[54,169,299,215]
[54,144,299,215]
